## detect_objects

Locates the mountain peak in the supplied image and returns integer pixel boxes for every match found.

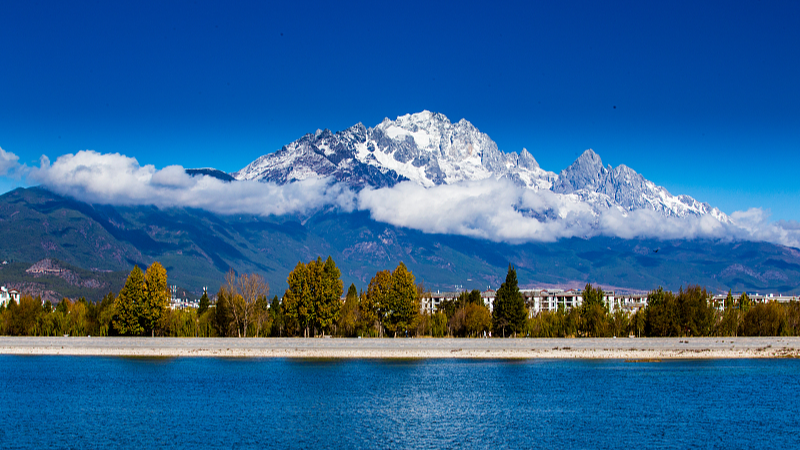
[517,148,539,170]
[552,149,608,194]
[233,113,726,221]
[576,148,603,166]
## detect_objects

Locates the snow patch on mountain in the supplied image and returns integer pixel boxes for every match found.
[235,111,729,223]
[234,110,556,191]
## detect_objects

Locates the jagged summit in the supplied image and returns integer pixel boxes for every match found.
[553,149,607,194]
[233,111,728,221]
[234,110,555,190]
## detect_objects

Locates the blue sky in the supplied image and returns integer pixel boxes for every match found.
[1,0,799,220]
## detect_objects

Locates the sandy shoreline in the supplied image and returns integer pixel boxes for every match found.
[1,336,799,358]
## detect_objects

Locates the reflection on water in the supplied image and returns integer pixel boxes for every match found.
[1,357,799,449]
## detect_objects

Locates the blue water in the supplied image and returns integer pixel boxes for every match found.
[1,357,799,449]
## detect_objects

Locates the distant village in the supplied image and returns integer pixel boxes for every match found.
[2,275,799,319]
[420,288,800,317]
[2,282,798,315]
[148,285,800,316]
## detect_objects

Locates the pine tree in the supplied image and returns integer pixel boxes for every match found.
[114,266,146,336]
[739,292,751,313]
[493,264,526,337]
[338,283,360,337]
[198,291,210,316]
[315,256,343,336]
[213,288,233,337]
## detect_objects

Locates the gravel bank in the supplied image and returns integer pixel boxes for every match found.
[1,337,799,358]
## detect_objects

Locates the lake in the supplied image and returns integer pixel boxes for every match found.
[1,356,798,449]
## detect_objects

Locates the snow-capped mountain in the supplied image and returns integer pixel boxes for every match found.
[234,111,728,221]
[553,149,729,221]
[234,110,554,190]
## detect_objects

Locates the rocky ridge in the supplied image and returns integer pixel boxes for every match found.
[234,111,727,221]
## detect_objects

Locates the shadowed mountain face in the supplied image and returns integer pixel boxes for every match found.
[1,187,798,297]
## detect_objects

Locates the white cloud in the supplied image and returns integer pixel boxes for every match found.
[17,150,800,249]
[730,209,800,248]
[28,150,356,216]
[358,179,800,247]
[0,147,21,176]
[357,180,596,242]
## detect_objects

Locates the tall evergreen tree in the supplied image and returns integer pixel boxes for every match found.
[492,264,527,337]
[338,283,360,337]
[213,288,233,337]
[269,295,284,337]
[581,283,608,337]
[114,266,146,336]
[739,292,751,312]
[198,291,210,316]
[315,256,343,336]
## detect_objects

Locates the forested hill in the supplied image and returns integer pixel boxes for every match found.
[0,187,799,298]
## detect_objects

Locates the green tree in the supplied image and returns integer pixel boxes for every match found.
[457,290,484,309]
[385,262,418,337]
[338,283,360,337]
[5,295,43,336]
[269,295,285,337]
[198,291,210,316]
[464,303,492,337]
[439,297,458,321]
[365,269,392,337]
[492,264,527,337]
[97,292,116,336]
[282,256,343,337]
[631,308,645,338]
[610,308,629,338]
[213,287,233,337]
[676,286,715,336]
[724,290,735,310]
[142,262,169,337]
[716,290,740,337]
[315,256,343,336]
[114,266,146,336]
[283,261,314,337]
[253,294,271,337]
[430,311,448,337]
[739,292,751,313]
[741,302,785,336]
[644,288,680,337]
[580,283,609,337]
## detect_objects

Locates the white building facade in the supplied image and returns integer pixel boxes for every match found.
[0,286,21,308]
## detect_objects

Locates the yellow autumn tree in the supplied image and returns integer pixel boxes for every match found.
[142,262,170,337]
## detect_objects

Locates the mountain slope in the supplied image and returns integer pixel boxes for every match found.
[1,187,798,298]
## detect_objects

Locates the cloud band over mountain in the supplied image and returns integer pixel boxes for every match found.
[10,149,800,248]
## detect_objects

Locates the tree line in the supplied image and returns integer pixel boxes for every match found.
[2,259,800,338]
[527,285,800,338]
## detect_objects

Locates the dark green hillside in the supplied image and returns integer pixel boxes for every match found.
[0,187,798,297]
[0,260,127,303]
